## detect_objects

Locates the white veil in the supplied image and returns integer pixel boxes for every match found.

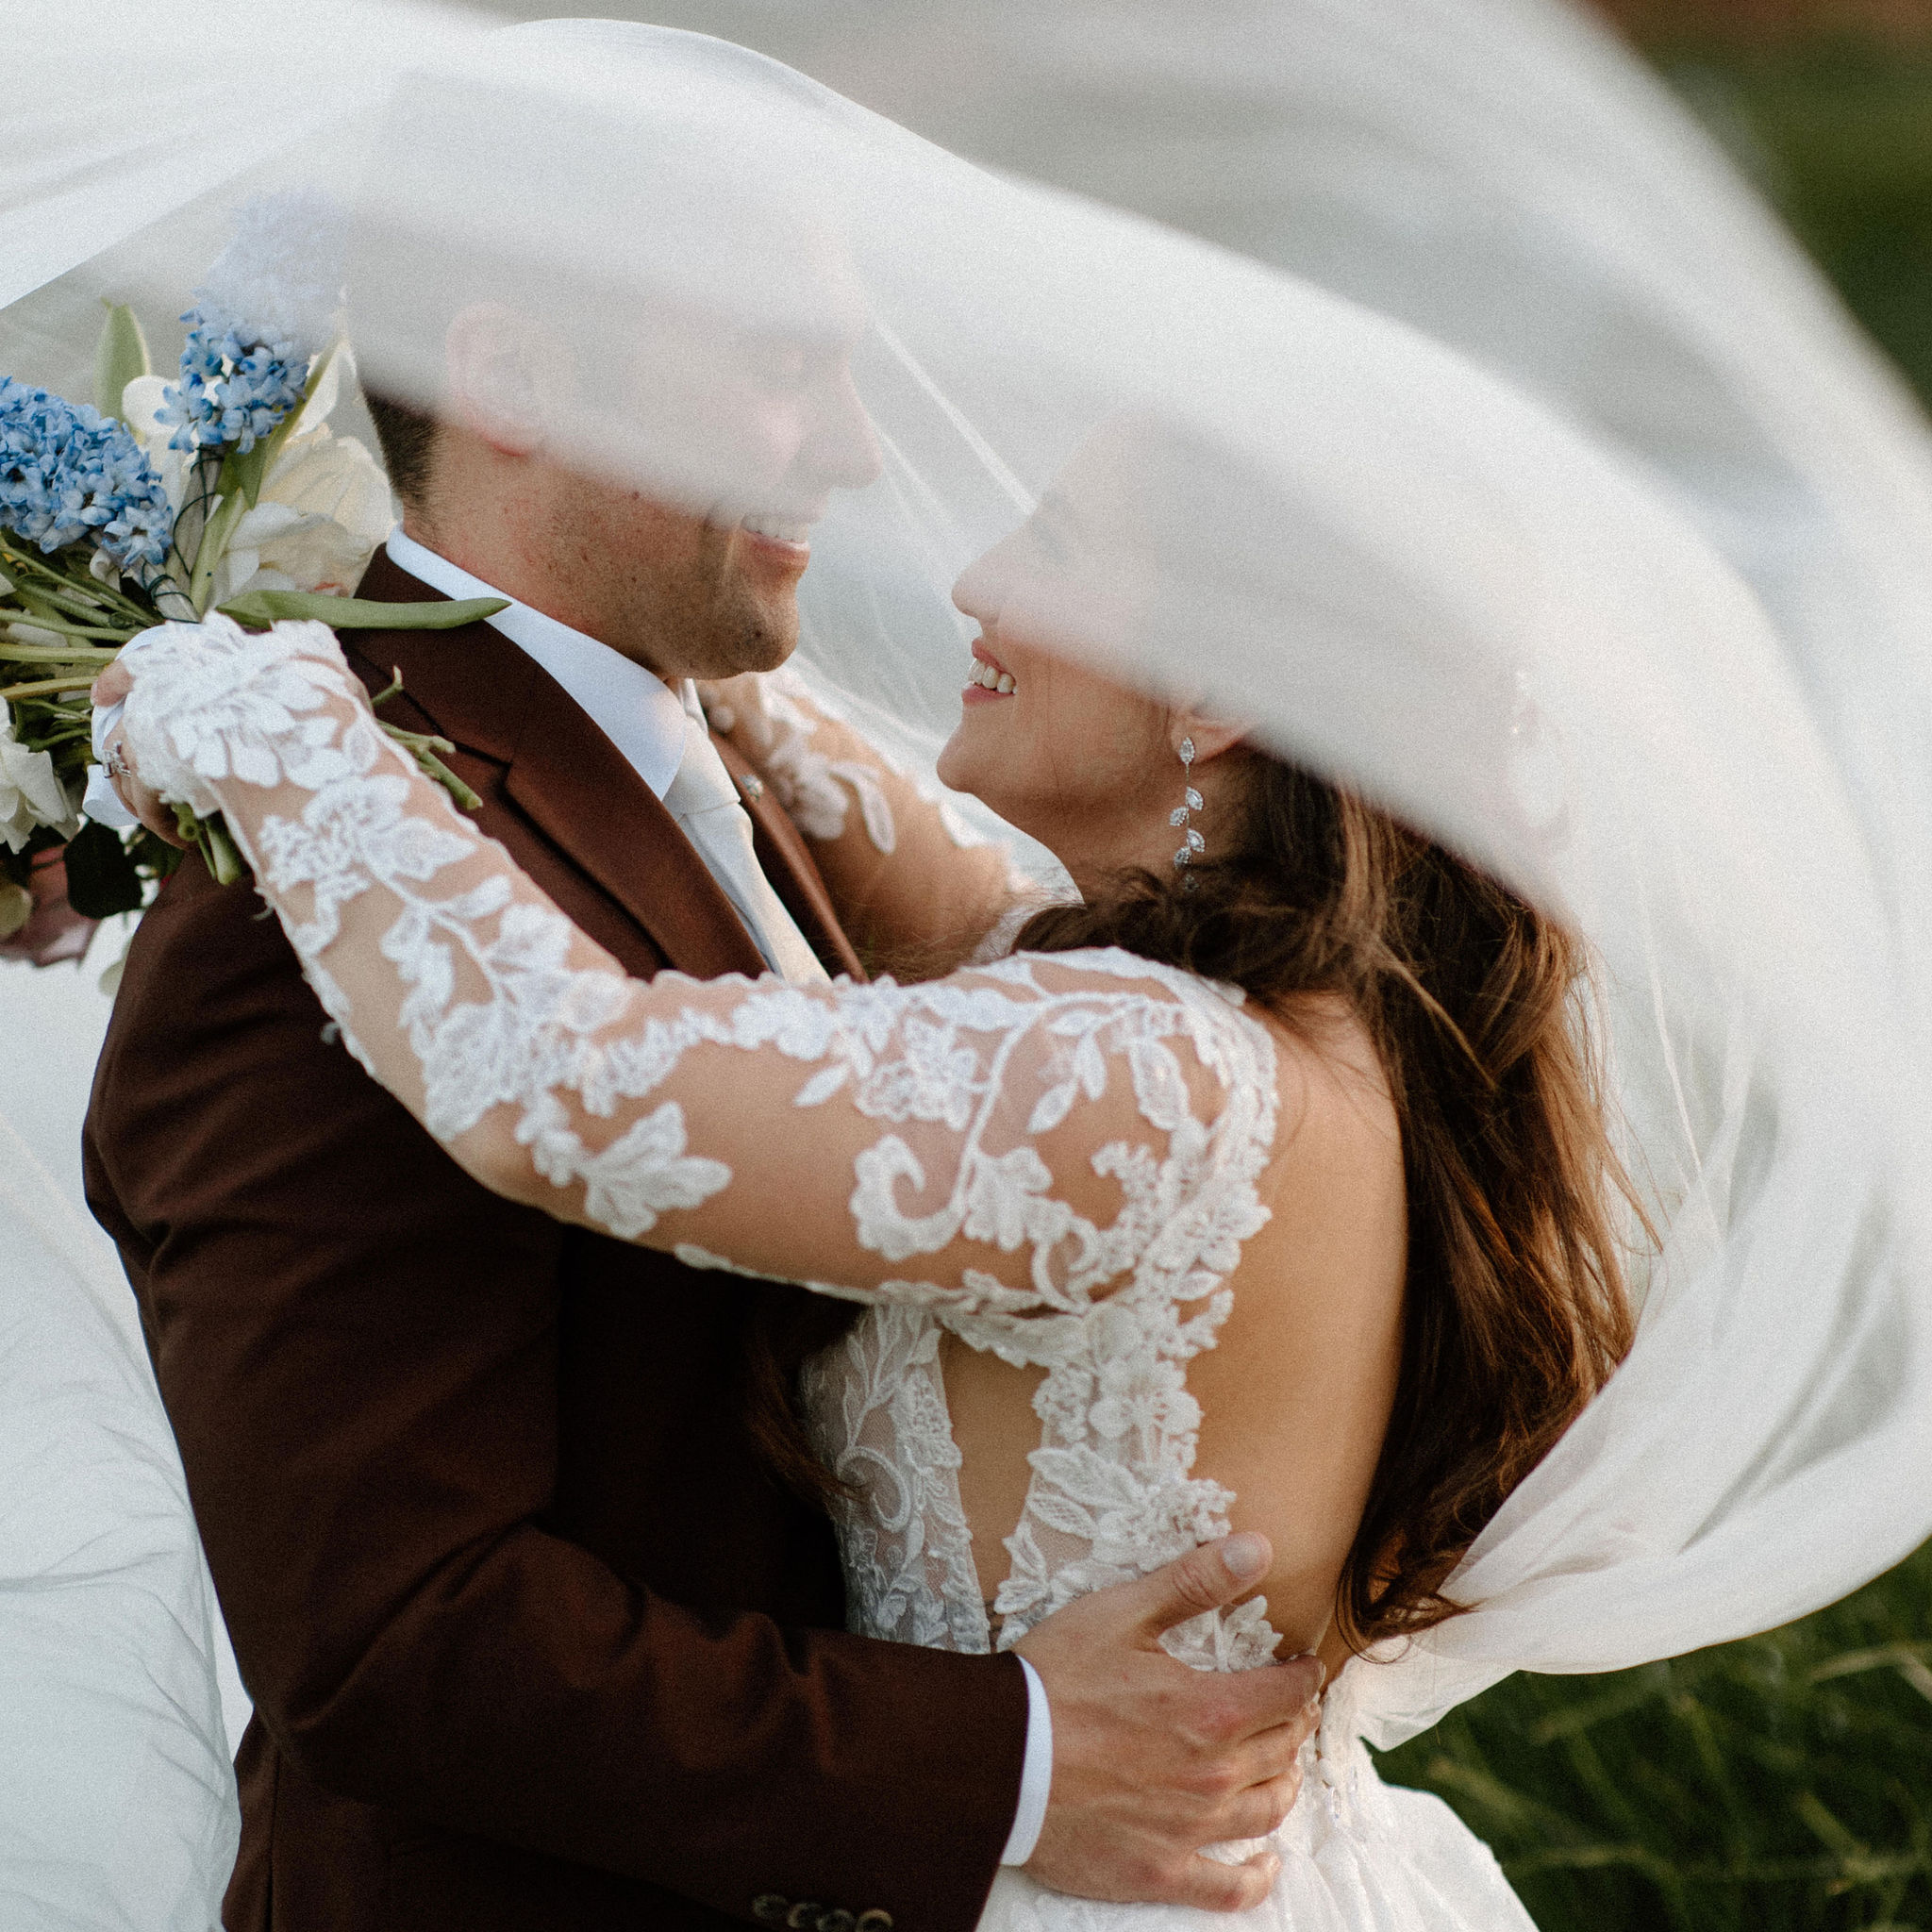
[0,1110,239,1924]
[2,17,1926,1905]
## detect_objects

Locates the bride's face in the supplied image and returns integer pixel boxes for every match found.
[940,473,1178,880]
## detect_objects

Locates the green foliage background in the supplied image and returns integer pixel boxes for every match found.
[1374,33,1932,1929]
[1376,1542,1932,1928]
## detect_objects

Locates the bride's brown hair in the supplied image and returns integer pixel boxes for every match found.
[1011,747,1638,1648]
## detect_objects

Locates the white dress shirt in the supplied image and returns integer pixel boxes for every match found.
[384,532,829,984]
[392,534,1056,1863]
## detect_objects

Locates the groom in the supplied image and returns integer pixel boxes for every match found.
[84,250,1323,1932]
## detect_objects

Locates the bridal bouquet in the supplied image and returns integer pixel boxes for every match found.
[0,196,498,935]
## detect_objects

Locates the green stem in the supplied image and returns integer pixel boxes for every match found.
[415,747,483,814]
[172,800,242,887]
[188,489,248,615]
[1,615,132,643]
[202,816,244,886]
[0,640,125,663]
[0,543,155,627]
[0,674,98,699]
[13,580,119,623]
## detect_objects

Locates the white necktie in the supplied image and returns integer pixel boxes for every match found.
[660,714,831,985]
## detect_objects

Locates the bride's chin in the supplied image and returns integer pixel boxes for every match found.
[936,730,1010,824]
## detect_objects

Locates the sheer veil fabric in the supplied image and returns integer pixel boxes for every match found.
[0,1110,240,1925]
[1,7,1928,1922]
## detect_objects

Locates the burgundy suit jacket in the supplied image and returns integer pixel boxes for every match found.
[83,553,1027,1932]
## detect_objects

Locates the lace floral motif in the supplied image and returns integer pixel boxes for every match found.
[119,617,1289,1674]
[706,667,901,851]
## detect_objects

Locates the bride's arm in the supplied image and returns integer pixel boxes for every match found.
[699,668,1040,974]
[110,618,1278,1317]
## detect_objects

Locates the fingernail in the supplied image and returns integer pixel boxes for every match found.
[1222,1531,1269,1583]
[1292,1651,1327,1691]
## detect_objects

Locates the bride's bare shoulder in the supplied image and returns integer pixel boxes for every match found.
[1257,993,1399,1158]
[1241,993,1407,1302]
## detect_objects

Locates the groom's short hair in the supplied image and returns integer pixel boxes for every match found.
[362,390,438,509]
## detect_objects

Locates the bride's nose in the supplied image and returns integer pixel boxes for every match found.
[950,549,1006,625]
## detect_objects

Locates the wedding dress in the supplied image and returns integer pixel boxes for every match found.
[113,608,1541,1928]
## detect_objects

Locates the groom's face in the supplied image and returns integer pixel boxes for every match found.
[554,275,883,684]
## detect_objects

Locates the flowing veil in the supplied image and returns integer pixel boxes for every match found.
[0,1107,239,1925]
[4,3,1930,1920]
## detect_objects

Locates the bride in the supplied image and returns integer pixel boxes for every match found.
[95,421,1637,1927]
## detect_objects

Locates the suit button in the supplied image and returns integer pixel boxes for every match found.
[787,1905,824,1930]
[819,1913,856,1932]
[752,1898,789,1924]
[857,1914,894,1932]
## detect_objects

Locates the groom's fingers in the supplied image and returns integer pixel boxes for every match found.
[1172,1849,1282,1915]
[1125,1532,1275,1644]
[1220,1764,1307,1843]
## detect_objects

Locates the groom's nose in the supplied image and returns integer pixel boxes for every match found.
[807,366,884,492]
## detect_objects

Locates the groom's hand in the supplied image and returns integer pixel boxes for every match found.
[1014,1532,1324,1911]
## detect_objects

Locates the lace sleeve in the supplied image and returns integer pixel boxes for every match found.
[699,667,1036,974]
[117,617,1279,1322]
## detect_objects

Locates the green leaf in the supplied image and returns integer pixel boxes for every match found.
[216,591,510,631]
[61,820,146,918]
[221,441,274,509]
[92,302,151,419]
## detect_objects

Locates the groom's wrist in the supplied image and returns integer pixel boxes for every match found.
[999,1657,1054,1865]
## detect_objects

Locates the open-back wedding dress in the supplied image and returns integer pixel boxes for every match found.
[112,611,1535,1928]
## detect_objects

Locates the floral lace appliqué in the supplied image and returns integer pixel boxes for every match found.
[118,614,1289,1675]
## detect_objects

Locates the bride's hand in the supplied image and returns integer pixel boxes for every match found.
[90,658,186,848]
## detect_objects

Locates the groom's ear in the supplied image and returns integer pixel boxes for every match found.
[443,304,564,458]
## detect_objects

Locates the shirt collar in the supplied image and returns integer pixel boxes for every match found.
[385,529,690,800]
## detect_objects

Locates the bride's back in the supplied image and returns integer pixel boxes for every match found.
[943,994,1406,1671]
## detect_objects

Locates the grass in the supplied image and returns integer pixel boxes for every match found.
[1374,1539,1932,1929]
[1648,38,1932,408]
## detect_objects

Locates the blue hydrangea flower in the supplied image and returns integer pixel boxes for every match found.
[158,305,309,457]
[0,377,172,575]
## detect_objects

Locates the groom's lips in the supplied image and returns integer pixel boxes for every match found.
[738,508,818,570]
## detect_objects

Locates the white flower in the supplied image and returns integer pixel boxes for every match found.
[0,720,79,851]
[209,429,394,606]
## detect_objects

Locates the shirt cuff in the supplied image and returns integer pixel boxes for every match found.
[999,1657,1054,1866]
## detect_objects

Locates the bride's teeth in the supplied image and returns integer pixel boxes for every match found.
[965,658,1017,693]
[995,673,1016,694]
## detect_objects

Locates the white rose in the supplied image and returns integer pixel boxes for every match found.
[211,427,396,607]
[0,723,80,852]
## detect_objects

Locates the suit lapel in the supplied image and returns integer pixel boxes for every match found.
[347,552,768,981]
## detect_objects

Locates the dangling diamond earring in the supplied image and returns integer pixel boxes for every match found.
[1170,736,1204,889]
